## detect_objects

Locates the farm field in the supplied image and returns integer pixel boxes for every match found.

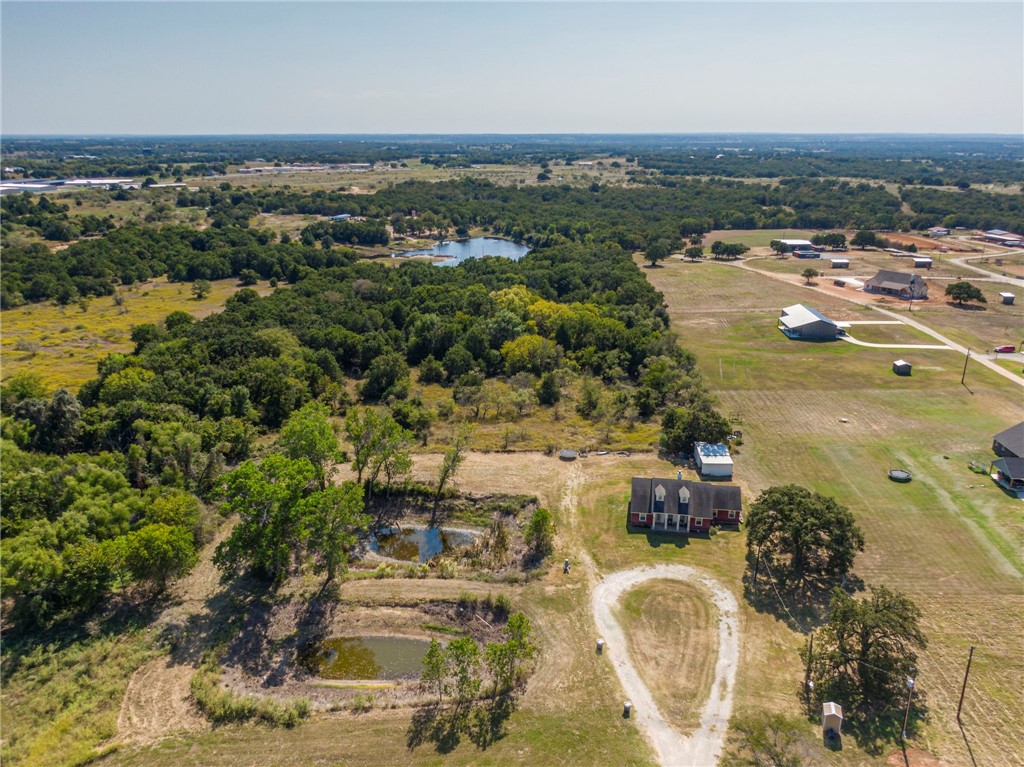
[642,257,1024,767]
[0,276,273,390]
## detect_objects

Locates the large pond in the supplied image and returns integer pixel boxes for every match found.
[370,526,476,563]
[394,237,530,266]
[300,636,431,680]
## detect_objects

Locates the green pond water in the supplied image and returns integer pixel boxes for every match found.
[300,636,431,680]
[370,527,476,563]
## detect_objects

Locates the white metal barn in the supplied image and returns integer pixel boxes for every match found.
[893,359,912,376]
[694,442,734,479]
[778,304,840,340]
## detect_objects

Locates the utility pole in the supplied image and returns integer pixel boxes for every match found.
[901,671,916,741]
[956,646,975,722]
[961,349,971,386]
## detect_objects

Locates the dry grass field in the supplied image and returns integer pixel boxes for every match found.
[643,257,1024,767]
[615,579,719,736]
[0,277,272,391]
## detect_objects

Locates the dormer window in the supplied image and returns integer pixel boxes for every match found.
[678,486,690,506]
[654,483,666,513]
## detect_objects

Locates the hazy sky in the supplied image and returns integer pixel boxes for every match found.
[2,2,1022,135]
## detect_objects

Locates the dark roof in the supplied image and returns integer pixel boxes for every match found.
[993,457,1024,481]
[629,477,741,519]
[994,422,1024,458]
[869,269,921,286]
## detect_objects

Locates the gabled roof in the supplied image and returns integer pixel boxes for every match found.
[780,304,837,329]
[629,477,741,519]
[993,457,1024,481]
[994,422,1024,458]
[869,269,921,286]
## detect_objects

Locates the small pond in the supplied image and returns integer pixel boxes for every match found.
[394,237,530,266]
[370,526,476,563]
[300,636,431,680]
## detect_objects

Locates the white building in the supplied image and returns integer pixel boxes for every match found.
[694,442,734,479]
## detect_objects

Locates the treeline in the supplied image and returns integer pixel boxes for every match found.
[1,192,116,242]
[901,187,1024,232]
[0,225,353,307]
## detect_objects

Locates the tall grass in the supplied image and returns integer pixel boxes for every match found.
[189,664,310,728]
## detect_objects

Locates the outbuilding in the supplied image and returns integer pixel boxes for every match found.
[990,457,1024,491]
[927,226,950,237]
[999,292,1016,305]
[771,238,819,254]
[822,702,843,737]
[912,257,933,269]
[830,258,850,269]
[694,442,734,479]
[892,359,912,376]
[778,304,840,340]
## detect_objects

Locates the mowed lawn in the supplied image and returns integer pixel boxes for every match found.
[0,276,271,391]
[643,258,1024,767]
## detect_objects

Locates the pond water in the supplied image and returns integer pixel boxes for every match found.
[394,237,530,266]
[300,636,431,680]
[370,526,476,563]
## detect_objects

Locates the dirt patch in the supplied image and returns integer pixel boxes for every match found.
[117,658,209,745]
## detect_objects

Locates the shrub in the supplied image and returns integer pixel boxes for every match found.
[190,665,310,727]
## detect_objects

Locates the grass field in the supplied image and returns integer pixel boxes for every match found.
[0,276,271,391]
[642,257,1024,767]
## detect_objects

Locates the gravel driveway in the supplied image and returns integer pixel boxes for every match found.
[592,564,740,767]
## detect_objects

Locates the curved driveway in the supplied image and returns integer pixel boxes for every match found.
[592,565,740,767]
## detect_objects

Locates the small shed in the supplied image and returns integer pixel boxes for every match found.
[830,258,850,269]
[559,450,578,461]
[892,359,912,376]
[999,292,1016,306]
[694,442,734,479]
[822,702,843,736]
[912,257,933,269]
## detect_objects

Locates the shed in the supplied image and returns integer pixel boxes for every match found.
[830,258,850,269]
[912,257,933,269]
[822,702,843,736]
[892,359,912,376]
[694,442,734,479]
[999,292,1016,305]
[991,457,1024,491]
[559,450,578,461]
[771,238,817,254]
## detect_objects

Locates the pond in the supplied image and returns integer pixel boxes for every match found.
[393,237,530,266]
[300,636,431,680]
[370,526,477,563]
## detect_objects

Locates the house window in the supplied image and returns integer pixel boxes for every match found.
[728,510,737,519]
[639,514,647,523]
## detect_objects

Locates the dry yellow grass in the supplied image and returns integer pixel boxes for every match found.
[0,276,272,391]
[615,579,718,736]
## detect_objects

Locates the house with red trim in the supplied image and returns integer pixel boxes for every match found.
[628,477,742,534]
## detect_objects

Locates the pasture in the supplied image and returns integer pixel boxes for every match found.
[643,257,1024,767]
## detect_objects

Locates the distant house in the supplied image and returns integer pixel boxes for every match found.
[329,213,353,221]
[864,270,928,300]
[628,477,742,533]
[992,422,1024,459]
[771,239,820,254]
[927,226,950,237]
[778,304,840,340]
[694,442,734,479]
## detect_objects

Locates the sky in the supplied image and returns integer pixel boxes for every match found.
[2,1,1022,135]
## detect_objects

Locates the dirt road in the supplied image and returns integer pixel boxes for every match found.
[592,565,740,767]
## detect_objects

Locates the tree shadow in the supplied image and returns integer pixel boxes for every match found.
[407,695,517,754]
[741,552,863,630]
[945,302,987,312]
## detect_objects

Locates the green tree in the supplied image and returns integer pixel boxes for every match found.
[238,269,259,286]
[536,371,561,406]
[361,352,409,402]
[278,402,341,490]
[644,240,670,267]
[661,402,731,453]
[485,611,536,694]
[746,485,865,583]
[432,426,471,524]
[213,455,318,583]
[122,523,197,590]
[724,712,807,767]
[801,267,820,285]
[191,279,212,300]
[421,638,448,705]
[301,482,368,582]
[944,281,986,306]
[446,637,482,703]
[851,230,878,249]
[809,586,926,714]
[684,246,704,261]
[524,507,555,561]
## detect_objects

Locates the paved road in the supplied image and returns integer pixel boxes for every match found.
[727,259,1024,388]
[592,565,740,767]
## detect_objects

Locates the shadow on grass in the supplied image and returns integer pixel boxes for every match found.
[741,552,863,631]
[407,694,517,754]
[945,301,988,311]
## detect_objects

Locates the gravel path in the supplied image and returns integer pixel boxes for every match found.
[592,565,740,767]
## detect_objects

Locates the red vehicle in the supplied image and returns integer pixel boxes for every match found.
[993,345,1016,354]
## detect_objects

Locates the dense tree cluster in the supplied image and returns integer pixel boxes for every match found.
[902,186,1024,232]
[1,192,116,242]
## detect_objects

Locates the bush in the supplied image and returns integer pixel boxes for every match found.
[190,665,310,727]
